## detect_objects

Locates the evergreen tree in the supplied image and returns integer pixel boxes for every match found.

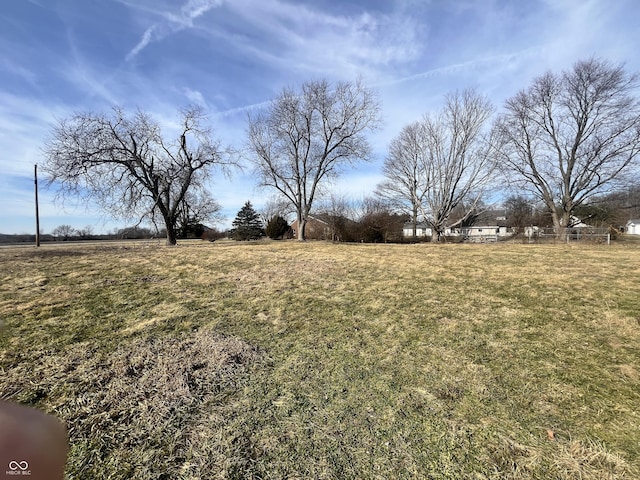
[230,201,264,240]
[265,215,290,239]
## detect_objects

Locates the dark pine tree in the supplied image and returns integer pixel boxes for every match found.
[231,201,264,240]
[265,215,290,239]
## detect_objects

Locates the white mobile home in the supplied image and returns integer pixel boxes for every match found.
[460,225,511,242]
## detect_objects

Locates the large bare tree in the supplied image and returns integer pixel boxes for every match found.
[495,58,640,236]
[247,79,381,240]
[419,90,496,241]
[43,106,231,245]
[381,90,495,242]
[375,121,430,238]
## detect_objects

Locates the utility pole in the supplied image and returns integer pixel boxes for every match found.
[35,164,40,247]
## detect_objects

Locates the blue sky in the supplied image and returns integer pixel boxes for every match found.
[1,0,639,234]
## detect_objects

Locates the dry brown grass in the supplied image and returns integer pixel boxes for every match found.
[2,325,261,479]
[1,240,639,479]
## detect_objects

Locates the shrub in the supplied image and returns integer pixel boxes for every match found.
[265,215,290,239]
[202,228,226,242]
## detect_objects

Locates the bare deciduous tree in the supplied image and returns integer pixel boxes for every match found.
[383,90,495,242]
[317,192,357,242]
[52,224,75,241]
[43,106,232,245]
[375,121,429,238]
[504,195,535,235]
[355,196,406,243]
[495,58,640,236]
[77,225,95,240]
[247,79,381,240]
[259,196,293,226]
[174,190,222,238]
[421,90,495,241]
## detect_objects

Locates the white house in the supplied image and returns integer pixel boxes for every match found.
[403,222,432,237]
[463,226,510,237]
[402,223,457,238]
[460,225,511,242]
[626,219,640,235]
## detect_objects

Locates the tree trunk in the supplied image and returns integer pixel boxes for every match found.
[297,217,307,241]
[412,205,418,239]
[164,221,178,246]
[551,211,566,241]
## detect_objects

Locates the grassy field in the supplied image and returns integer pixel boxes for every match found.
[1,240,639,479]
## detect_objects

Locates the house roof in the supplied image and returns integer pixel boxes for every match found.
[463,225,502,229]
[627,219,640,225]
[403,222,431,229]
[474,209,507,223]
[291,215,330,226]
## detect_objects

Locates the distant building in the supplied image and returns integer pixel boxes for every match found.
[402,223,457,238]
[402,210,513,241]
[626,219,640,235]
[460,225,510,242]
[290,216,331,240]
[403,222,431,238]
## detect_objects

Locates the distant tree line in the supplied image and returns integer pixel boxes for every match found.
[230,196,408,243]
[3,180,632,245]
[0,224,225,244]
[40,58,640,243]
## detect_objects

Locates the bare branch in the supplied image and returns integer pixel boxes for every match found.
[378,89,495,241]
[247,79,381,240]
[42,106,235,245]
[496,58,640,235]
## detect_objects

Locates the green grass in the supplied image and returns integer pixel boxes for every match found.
[1,241,639,479]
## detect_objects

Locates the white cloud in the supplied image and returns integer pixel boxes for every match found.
[213,100,271,119]
[182,0,223,22]
[183,87,208,107]
[0,93,69,176]
[62,29,120,105]
[384,47,547,87]
[220,0,423,80]
[0,59,39,89]
[126,25,156,62]
[125,0,224,61]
